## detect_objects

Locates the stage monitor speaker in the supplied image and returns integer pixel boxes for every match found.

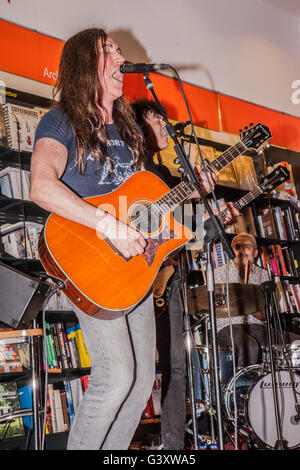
[0,262,50,329]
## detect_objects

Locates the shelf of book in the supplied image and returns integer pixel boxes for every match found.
[0,92,299,447]
[0,147,32,167]
[0,198,49,220]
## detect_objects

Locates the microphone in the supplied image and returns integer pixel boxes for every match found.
[120,63,170,74]
[173,120,191,131]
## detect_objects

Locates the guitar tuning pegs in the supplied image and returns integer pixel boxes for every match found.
[244,126,248,130]
[266,143,271,148]
[174,158,180,164]
[258,150,263,155]
[249,122,253,127]
[178,167,185,173]
[239,129,243,133]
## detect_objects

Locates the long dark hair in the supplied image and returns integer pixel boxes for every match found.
[53,28,145,173]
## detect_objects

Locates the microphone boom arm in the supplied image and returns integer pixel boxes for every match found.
[142,72,234,259]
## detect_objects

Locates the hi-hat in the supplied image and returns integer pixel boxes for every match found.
[187,283,265,318]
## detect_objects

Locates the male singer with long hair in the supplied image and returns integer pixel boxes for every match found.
[30,27,225,450]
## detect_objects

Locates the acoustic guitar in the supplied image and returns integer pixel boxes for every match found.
[38,123,272,318]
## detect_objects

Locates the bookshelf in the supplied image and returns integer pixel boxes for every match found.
[175,131,300,326]
[0,87,163,449]
[0,87,93,448]
[1,84,299,448]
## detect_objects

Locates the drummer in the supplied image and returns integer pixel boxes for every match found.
[214,232,299,367]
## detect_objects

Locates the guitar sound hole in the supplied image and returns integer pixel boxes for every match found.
[130,203,162,236]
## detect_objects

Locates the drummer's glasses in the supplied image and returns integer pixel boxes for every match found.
[232,243,253,250]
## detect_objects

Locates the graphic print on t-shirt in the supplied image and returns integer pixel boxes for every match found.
[87,139,135,189]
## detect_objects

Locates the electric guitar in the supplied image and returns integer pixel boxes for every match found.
[152,165,290,317]
[38,123,272,319]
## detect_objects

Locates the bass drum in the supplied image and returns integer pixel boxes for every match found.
[225,366,300,449]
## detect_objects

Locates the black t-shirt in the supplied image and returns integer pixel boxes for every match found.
[34,108,136,198]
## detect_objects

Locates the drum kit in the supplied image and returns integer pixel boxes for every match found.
[187,282,300,450]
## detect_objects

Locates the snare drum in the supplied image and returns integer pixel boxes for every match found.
[225,366,300,449]
[192,345,233,402]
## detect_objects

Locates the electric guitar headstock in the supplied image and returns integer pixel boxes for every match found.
[259,166,290,193]
[239,123,272,153]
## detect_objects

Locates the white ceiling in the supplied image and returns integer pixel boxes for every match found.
[261,0,300,18]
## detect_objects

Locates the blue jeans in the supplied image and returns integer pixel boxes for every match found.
[67,294,156,450]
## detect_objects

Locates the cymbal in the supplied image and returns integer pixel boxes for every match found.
[187,283,265,318]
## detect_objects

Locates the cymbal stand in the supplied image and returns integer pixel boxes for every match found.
[177,250,199,450]
[260,280,288,450]
[265,264,300,438]
[192,315,217,445]
[203,240,225,449]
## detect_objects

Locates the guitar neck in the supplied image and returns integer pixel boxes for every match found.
[154,139,249,215]
[218,185,263,223]
[155,180,196,215]
[209,140,248,172]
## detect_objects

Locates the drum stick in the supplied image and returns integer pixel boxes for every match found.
[244,260,250,284]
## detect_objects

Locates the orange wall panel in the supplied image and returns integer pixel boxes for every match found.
[0,20,63,85]
[0,20,299,152]
[219,94,300,152]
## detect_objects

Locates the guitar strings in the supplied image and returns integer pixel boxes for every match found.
[218,172,284,222]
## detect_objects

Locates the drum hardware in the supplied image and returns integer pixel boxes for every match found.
[261,263,300,450]
[262,342,300,369]
[225,365,300,449]
[187,283,265,318]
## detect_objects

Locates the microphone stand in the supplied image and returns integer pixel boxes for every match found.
[260,279,288,450]
[263,264,300,449]
[143,72,235,450]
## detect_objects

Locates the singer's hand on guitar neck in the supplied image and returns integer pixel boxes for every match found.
[96,211,146,258]
[188,165,217,199]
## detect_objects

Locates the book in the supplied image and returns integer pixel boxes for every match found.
[80,375,91,392]
[44,321,58,369]
[54,323,69,369]
[0,337,30,373]
[49,324,62,369]
[17,383,33,430]
[59,383,70,431]
[66,324,91,368]
[234,207,257,236]
[0,221,43,259]
[150,372,162,417]
[47,383,58,433]
[2,103,40,152]
[53,387,65,432]
[142,400,153,419]
[0,104,9,147]
[0,382,24,439]
[0,167,31,200]
[255,205,277,239]
[69,378,84,414]
[64,380,75,426]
